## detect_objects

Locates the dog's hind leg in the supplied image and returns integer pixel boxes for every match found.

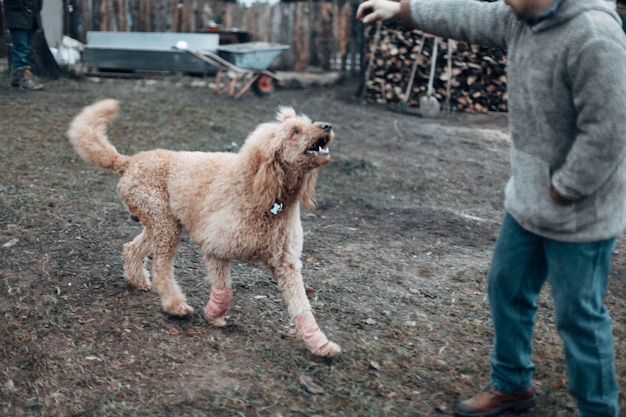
[270,261,341,358]
[122,229,152,290]
[118,175,192,316]
[202,256,232,327]
[150,219,194,317]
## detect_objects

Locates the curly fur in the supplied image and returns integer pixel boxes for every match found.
[67,99,340,357]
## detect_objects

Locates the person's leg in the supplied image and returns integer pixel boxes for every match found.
[10,28,33,69]
[9,28,42,90]
[546,238,619,417]
[456,213,544,417]
[488,213,548,393]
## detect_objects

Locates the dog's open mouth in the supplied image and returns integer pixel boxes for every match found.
[305,136,331,157]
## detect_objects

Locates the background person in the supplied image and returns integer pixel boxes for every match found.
[2,0,43,90]
[356,0,626,416]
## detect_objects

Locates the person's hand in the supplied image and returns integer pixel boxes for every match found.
[356,0,402,24]
[549,183,576,205]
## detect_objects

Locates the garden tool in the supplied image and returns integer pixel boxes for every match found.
[400,33,427,113]
[420,37,441,117]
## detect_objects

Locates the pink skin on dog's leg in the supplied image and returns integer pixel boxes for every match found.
[295,310,329,353]
[204,287,233,327]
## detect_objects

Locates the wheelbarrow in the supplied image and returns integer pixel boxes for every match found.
[174,41,289,98]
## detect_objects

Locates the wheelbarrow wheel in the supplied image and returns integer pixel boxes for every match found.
[253,74,275,96]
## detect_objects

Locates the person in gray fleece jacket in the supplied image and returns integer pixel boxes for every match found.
[357,0,626,416]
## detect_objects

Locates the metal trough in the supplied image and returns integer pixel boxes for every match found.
[83,31,220,74]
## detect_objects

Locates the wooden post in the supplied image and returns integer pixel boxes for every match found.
[113,0,122,31]
[224,2,233,31]
[338,2,351,70]
[188,0,195,32]
[170,0,178,32]
[78,0,92,40]
[98,0,107,31]
[293,2,302,71]
[122,0,129,31]
[316,1,331,70]
[293,1,310,71]
[181,0,189,32]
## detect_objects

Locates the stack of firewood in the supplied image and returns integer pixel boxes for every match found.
[362,21,508,113]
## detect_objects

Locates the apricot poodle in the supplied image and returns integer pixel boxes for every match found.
[67,99,340,357]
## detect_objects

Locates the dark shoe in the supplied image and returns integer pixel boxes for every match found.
[12,66,43,90]
[455,388,536,417]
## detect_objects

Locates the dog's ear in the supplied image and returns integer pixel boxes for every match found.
[299,171,318,210]
[254,156,285,212]
[276,106,296,122]
[243,123,285,211]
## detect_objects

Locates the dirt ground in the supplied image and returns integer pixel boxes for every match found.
[1,71,625,417]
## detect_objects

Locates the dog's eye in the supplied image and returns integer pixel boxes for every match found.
[292,129,299,136]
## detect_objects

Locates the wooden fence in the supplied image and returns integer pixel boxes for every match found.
[67,0,364,72]
[62,0,515,112]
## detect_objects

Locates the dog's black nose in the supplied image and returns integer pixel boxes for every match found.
[321,123,332,132]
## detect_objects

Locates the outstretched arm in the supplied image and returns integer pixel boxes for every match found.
[357,0,511,49]
[356,0,402,24]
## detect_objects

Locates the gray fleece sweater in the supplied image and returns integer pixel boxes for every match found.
[401,0,626,242]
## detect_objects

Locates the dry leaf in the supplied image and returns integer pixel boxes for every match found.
[435,403,449,413]
[186,329,200,337]
[280,330,299,339]
[2,238,18,248]
[551,378,565,389]
[298,374,325,395]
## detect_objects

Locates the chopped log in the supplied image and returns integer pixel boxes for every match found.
[362,20,508,113]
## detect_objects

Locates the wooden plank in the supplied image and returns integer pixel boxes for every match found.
[170,0,179,32]
[97,0,104,31]
[315,2,331,70]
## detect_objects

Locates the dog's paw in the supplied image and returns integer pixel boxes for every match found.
[313,341,341,358]
[124,266,151,290]
[163,301,195,317]
[129,279,151,291]
[206,316,227,327]
[203,307,227,327]
[203,287,233,326]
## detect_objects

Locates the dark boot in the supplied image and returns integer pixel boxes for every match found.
[455,388,536,417]
[13,66,43,90]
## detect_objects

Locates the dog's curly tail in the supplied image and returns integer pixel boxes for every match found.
[67,99,128,175]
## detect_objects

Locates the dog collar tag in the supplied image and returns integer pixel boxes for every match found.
[270,202,283,215]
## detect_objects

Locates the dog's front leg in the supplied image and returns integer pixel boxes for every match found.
[271,262,341,358]
[203,256,232,327]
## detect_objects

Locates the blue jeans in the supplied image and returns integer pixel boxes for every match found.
[488,213,619,417]
[10,28,34,69]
